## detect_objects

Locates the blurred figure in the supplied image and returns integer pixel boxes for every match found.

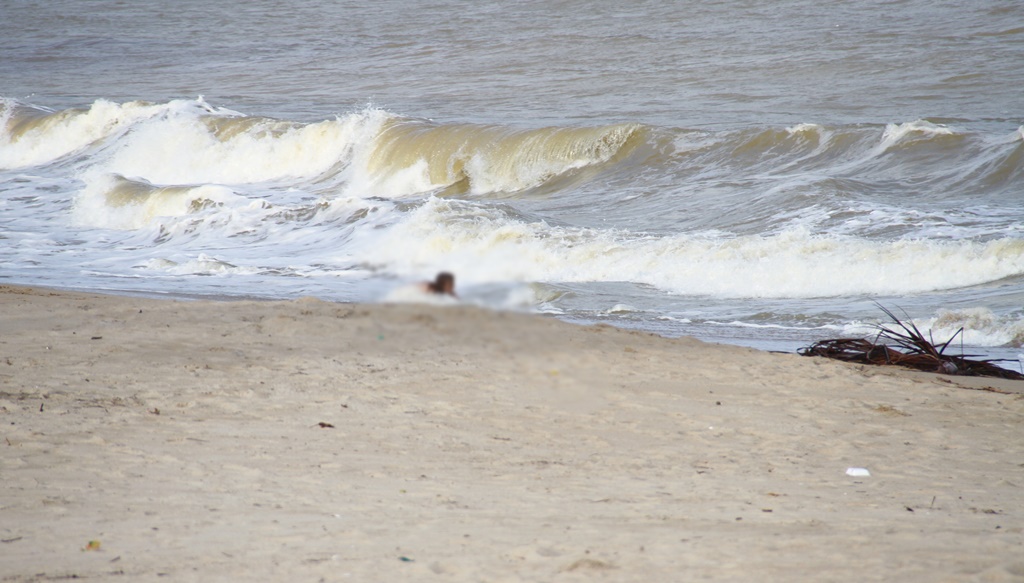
[423,272,457,297]
[383,271,459,304]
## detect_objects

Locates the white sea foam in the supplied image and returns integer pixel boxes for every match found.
[356,197,1024,299]
[94,107,379,186]
[1,99,149,169]
[72,174,244,230]
[0,98,244,170]
[381,282,461,305]
[837,308,1024,349]
[915,308,1024,348]
[879,119,956,151]
[138,253,258,276]
[785,123,824,135]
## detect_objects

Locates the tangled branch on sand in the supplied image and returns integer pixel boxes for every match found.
[798,304,1024,381]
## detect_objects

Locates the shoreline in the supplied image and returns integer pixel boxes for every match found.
[13,279,1024,376]
[1,284,1022,581]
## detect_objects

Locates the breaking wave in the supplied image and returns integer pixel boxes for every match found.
[2,97,1023,348]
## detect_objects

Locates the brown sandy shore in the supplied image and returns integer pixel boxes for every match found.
[1,284,1022,582]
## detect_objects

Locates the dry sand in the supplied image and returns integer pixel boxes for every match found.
[1,284,1022,582]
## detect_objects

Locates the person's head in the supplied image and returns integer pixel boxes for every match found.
[429,272,456,295]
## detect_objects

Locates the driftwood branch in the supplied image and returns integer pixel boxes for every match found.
[798,304,1024,380]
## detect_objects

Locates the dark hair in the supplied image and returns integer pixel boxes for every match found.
[428,272,456,295]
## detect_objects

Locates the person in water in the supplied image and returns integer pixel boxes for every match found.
[423,272,456,297]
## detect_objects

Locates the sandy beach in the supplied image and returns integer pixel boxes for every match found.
[1,284,1022,582]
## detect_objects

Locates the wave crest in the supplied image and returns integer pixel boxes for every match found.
[358,198,1024,299]
[918,308,1024,348]
[358,119,644,197]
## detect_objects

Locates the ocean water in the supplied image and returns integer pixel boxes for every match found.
[2,0,1023,365]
